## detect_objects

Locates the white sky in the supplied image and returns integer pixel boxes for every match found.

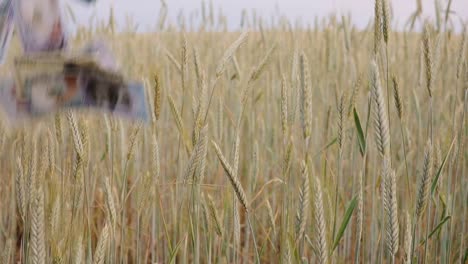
[69,0,468,32]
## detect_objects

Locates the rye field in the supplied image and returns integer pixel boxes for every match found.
[0,2,467,263]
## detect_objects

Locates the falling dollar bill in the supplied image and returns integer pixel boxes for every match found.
[74,0,96,3]
[0,55,149,122]
[12,0,68,53]
[79,40,120,72]
[0,0,14,63]
[0,78,23,119]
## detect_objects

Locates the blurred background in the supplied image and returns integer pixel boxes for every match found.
[69,0,468,32]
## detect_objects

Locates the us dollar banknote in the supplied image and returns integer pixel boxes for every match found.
[12,0,68,53]
[0,0,14,63]
[1,54,149,122]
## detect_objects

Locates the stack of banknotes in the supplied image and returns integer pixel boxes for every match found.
[0,0,149,123]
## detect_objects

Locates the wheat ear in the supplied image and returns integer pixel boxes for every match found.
[382,0,390,44]
[423,25,433,98]
[415,140,433,219]
[206,194,223,236]
[153,71,162,121]
[31,186,46,264]
[371,60,390,157]
[404,212,412,264]
[93,222,110,264]
[299,52,312,143]
[216,31,249,77]
[313,176,328,264]
[211,140,248,211]
[374,0,382,55]
[383,160,399,258]
[295,161,310,242]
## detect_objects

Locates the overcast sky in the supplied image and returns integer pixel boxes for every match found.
[69,0,468,32]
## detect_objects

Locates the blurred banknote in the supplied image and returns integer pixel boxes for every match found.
[0,0,14,63]
[13,0,68,53]
[1,55,149,122]
[79,40,120,72]
[74,0,96,3]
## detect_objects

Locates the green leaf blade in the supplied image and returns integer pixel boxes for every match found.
[353,108,366,157]
[332,195,358,252]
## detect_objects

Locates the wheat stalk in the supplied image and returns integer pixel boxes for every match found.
[93,223,110,264]
[74,235,84,264]
[410,140,433,264]
[233,197,241,261]
[206,194,223,237]
[153,71,162,121]
[355,168,364,264]
[104,177,117,227]
[168,94,193,153]
[211,140,248,211]
[193,71,208,145]
[382,0,390,44]
[456,29,467,79]
[282,239,292,264]
[248,44,276,83]
[415,140,433,219]
[184,125,209,183]
[181,34,188,91]
[313,176,328,264]
[28,134,38,214]
[337,93,346,154]
[165,48,182,73]
[283,140,293,177]
[78,118,89,165]
[299,52,312,143]
[392,75,403,120]
[281,75,289,137]
[49,196,61,242]
[31,186,46,264]
[126,123,141,162]
[196,125,209,183]
[374,0,382,55]
[216,31,249,77]
[67,111,84,160]
[371,60,390,158]
[152,133,161,183]
[383,160,399,258]
[295,161,309,242]
[1,240,12,264]
[404,212,412,264]
[266,200,276,236]
[47,130,56,176]
[211,139,261,263]
[348,76,362,117]
[193,48,203,88]
[15,157,27,221]
[423,25,433,98]
[54,113,62,145]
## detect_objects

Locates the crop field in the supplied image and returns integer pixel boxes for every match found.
[0,2,466,263]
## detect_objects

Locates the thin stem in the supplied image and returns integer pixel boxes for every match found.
[136,213,141,264]
[247,213,261,264]
[332,152,342,241]
[382,41,391,264]
[399,119,412,204]
[423,196,433,263]
[191,182,200,264]
[410,213,418,264]
[355,151,367,264]
[385,45,393,165]
[429,97,434,144]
